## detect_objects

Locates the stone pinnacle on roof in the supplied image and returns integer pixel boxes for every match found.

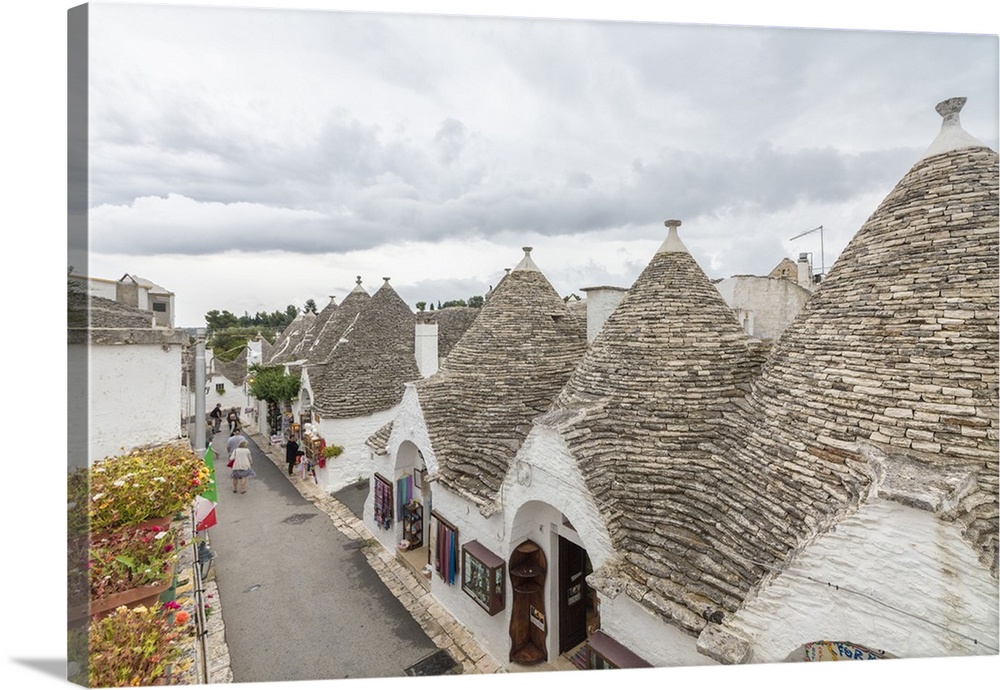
[657,218,689,254]
[351,276,366,293]
[513,247,541,272]
[922,96,988,159]
[382,277,391,286]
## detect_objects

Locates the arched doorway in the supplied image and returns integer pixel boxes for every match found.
[394,441,429,577]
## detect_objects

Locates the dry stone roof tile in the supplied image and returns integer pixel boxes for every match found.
[586,100,998,636]
[309,279,421,418]
[365,421,393,456]
[213,348,248,386]
[416,249,588,505]
[84,295,156,329]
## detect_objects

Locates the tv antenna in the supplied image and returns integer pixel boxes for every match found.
[790,225,825,277]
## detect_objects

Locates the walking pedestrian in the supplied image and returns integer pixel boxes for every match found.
[285,435,303,476]
[227,429,248,457]
[229,439,255,494]
[227,406,240,433]
[209,403,223,433]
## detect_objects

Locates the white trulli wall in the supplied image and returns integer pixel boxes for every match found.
[715,500,999,663]
[87,342,183,463]
[365,386,437,552]
[314,406,399,491]
[599,591,713,668]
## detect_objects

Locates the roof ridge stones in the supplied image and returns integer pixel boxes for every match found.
[416,251,588,506]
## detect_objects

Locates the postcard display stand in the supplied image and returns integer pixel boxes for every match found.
[508,539,547,665]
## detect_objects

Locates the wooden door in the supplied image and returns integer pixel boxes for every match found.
[558,536,587,653]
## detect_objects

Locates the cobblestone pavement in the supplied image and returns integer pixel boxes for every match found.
[203,422,510,680]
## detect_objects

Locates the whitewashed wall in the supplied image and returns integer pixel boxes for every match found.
[423,487,510,666]
[88,342,183,463]
[722,499,999,663]
[714,276,810,341]
[599,589,712,668]
[314,406,399,492]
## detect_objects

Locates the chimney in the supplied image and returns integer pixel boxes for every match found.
[581,285,628,343]
[415,322,439,378]
[797,253,813,291]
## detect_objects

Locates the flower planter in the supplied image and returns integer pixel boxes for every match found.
[136,514,173,531]
[89,562,175,621]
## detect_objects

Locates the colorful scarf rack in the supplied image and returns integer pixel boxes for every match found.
[435,518,458,585]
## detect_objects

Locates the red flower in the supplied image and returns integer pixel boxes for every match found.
[175,611,190,625]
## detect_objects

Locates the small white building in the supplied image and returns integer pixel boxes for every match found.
[69,293,187,463]
[71,272,176,328]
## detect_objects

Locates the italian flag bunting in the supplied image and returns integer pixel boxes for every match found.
[194,445,218,531]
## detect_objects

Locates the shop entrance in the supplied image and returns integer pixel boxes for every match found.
[558,535,596,654]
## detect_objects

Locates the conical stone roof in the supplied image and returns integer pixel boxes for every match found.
[267,311,316,365]
[718,98,999,582]
[299,295,339,363]
[540,221,768,632]
[629,97,1000,638]
[310,278,420,418]
[305,278,371,365]
[416,248,588,507]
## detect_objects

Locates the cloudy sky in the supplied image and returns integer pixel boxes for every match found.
[72,1,999,327]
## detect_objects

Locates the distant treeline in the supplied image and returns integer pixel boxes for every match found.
[205,305,300,361]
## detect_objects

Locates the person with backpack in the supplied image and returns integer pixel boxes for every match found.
[209,403,223,433]
[227,407,240,433]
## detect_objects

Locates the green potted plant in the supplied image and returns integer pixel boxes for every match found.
[87,603,194,687]
[90,443,211,533]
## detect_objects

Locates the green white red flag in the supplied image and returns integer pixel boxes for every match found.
[194,445,218,531]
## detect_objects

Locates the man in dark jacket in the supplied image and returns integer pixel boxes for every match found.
[286,435,302,476]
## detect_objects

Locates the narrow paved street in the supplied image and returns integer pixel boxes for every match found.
[205,431,440,682]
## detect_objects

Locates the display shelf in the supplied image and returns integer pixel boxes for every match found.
[401,501,423,551]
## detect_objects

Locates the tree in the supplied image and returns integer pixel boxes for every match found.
[247,364,301,404]
[205,309,239,335]
[467,295,484,308]
[415,301,427,312]
[440,299,467,308]
[208,327,260,362]
[303,298,318,314]
[248,364,301,435]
